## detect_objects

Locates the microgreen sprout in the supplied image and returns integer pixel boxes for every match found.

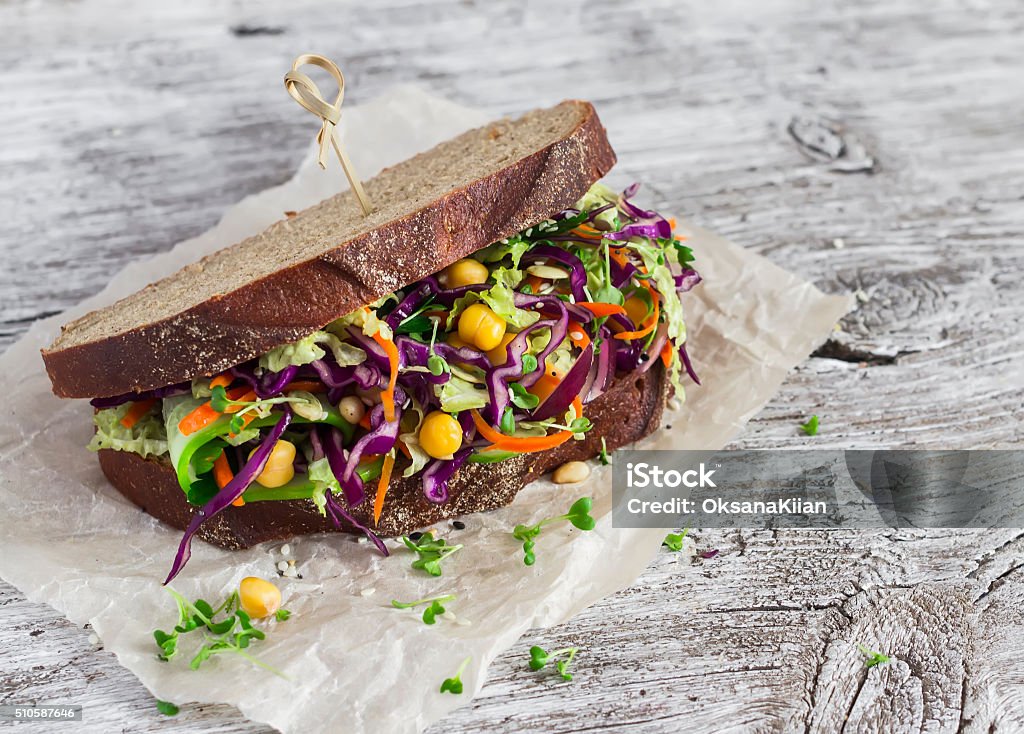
[599,437,612,465]
[153,587,288,679]
[426,318,451,377]
[662,529,689,552]
[528,645,578,681]
[402,532,463,577]
[209,384,311,420]
[533,416,593,436]
[155,700,179,716]
[509,382,540,409]
[800,415,820,436]
[440,656,471,694]
[521,354,539,376]
[512,497,596,566]
[391,594,456,625]
[500,406,516,434]
[857,644,892,668]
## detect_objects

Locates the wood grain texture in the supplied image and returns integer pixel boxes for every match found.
[1,0,1022,731]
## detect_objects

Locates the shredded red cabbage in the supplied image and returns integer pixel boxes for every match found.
[323,490,388,555]
[531,342,594,421]
[421,447,472,503]
[164,408,293,584]
[89,382,190,409]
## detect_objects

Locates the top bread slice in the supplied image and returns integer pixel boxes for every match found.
[42,100,616,399]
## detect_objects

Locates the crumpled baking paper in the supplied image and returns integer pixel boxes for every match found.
[0,86,851,734]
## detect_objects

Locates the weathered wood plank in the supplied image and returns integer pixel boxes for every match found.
[1,0,1023,731]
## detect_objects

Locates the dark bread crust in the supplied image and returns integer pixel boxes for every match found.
[98,364,667,548]
[44,101,616,399]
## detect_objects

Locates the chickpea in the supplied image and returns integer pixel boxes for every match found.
[624,296,650,326]
[418,411,463,459]
[528,366,566,403]
[458,303,506,351]
[250,439,296,488]
[338,395,366,425]
[486,332,517,366]
[553,460,591,485]
[443,258,490,288]
[239,576,282,619]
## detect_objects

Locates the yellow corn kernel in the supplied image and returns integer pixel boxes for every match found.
[444,258,490,288]
[458,303,506,351]
[250,439,296,488]
[419,411,463,459]
[239,576,281,619]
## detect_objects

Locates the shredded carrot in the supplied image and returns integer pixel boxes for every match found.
[525,275,545,293]
[396,439,412,460]
[119,398,156,429]
[488,431,573,454]
[210,373,233,390]
[614,281,660,341]
[360,453,381,465]
[668,217,677,230]
[571,224,603,240]
[567,321,591,351]
[576,302,627,318]
[213,453,245,507]
[282,380,326,393]
[371,331,399,423]
[470,410,506,443]
[359,411,373,431]
[473,398,585,455]
[373,453,395,525]
[660,340,674,368]
[178,386,252,436]
[178,403,221,437]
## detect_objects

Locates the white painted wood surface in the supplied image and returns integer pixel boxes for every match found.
[1,0,1022,731]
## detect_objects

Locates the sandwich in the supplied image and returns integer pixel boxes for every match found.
[41,101,701,582]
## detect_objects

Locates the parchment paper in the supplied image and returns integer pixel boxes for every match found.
[0,87,851,733]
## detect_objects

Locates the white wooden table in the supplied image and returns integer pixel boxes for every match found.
[2,0,1023,731]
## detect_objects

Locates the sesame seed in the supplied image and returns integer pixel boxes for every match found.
[277,561,289,572]
[281,544,291,556]
[360,587,376,597]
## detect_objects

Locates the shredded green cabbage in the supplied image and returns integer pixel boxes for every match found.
[88,404,168,458]
[437,375,490,412]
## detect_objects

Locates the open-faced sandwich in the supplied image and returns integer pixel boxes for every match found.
[41,101,701,582]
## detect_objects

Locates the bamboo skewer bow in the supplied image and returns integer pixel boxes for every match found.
[284,54,374,216]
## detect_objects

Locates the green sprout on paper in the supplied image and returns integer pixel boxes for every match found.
[152,588,289,679]
[440,656,471,694]
[155,700,179,716]
[857,644,892,668]
[528,645,578,681]
[662,529,690,552]
[402,532,463,577]
[799,415,820,436]
[391,594,456,625]
[512,497,596,566]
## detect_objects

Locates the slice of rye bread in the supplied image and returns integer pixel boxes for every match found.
[43,100,616,399]
[98,363,667,548]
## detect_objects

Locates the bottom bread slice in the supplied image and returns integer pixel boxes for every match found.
[98,364,667,549]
